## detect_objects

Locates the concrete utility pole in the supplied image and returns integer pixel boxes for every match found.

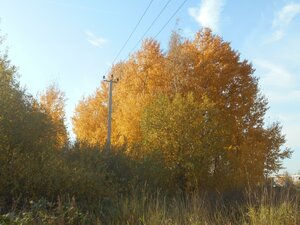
[103,74,118,152]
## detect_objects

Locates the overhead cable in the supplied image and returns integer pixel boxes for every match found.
[154,0,188,39]
[104,0,155,77]
[129,0,172,54]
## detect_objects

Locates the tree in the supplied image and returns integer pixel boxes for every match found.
[141,93,228,190]
[0,51,58,202]
[39,83,68,148]
[72,29,291,189]
[72,82,108,147]
[112,39,167,148]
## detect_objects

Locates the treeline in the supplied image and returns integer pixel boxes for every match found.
[0,29,294,223]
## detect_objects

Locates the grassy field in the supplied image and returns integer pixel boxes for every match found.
[0,187,299,225]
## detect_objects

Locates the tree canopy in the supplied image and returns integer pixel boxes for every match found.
[39,83,68,148]
[72,29,291,189]
[0,51,60,200]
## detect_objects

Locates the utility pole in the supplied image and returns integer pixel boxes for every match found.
[103,74,118,152]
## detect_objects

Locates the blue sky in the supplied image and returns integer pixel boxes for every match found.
[0,0,299,173]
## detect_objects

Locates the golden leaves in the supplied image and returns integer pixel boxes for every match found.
[72,29,290,188]
[39,83,68,148]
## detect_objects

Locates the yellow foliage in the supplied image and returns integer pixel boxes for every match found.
[39,83,68,148]
[72,29,291,189]
[72,82,108,147]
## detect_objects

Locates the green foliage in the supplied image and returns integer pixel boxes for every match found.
[0,197,100,225]
[0,48,116,211]
[0,52,58,204]
[141,93,223,191]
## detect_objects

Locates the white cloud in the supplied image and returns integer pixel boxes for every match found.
[265,90,300,103]
[273,3,300,27]
[85,30,107,47]
[188,0,225,32]
[271,3,300,42]
[254,59,300,104]
[284,124,300,149]
[270,113,300,149]
[254,59,294,88]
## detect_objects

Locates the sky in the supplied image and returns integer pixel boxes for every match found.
[0,0,299,173]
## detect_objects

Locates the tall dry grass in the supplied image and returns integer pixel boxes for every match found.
[1,187,299,224]
[106,186,299,225]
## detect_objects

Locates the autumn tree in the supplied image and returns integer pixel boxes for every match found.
[72,39,166,148]
[72,29,291,189]
[112,39,167,147]
[72,82,108,147]
[0,37,116,207]
[39,83,68,148]
[0,51,59,202]
[141,93,229,190]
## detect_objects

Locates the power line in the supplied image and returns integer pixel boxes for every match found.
[104,0,155,77]
[111,0,155,65]
[154,0,188,39]
[129,0,172,54]
[104,0,187,77]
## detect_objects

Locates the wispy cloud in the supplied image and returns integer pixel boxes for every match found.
[85,30,107,47]
[188,0,225,32]
[254,59,300,103]
[280,115,300,149]
[271,3,300,42]
[254,59,294,88]
[265,90,300,103]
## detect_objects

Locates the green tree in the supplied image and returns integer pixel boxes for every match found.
[0,50,57,204]
[141,94,224,190]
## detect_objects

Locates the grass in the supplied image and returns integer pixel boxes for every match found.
[1,187,298,225]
